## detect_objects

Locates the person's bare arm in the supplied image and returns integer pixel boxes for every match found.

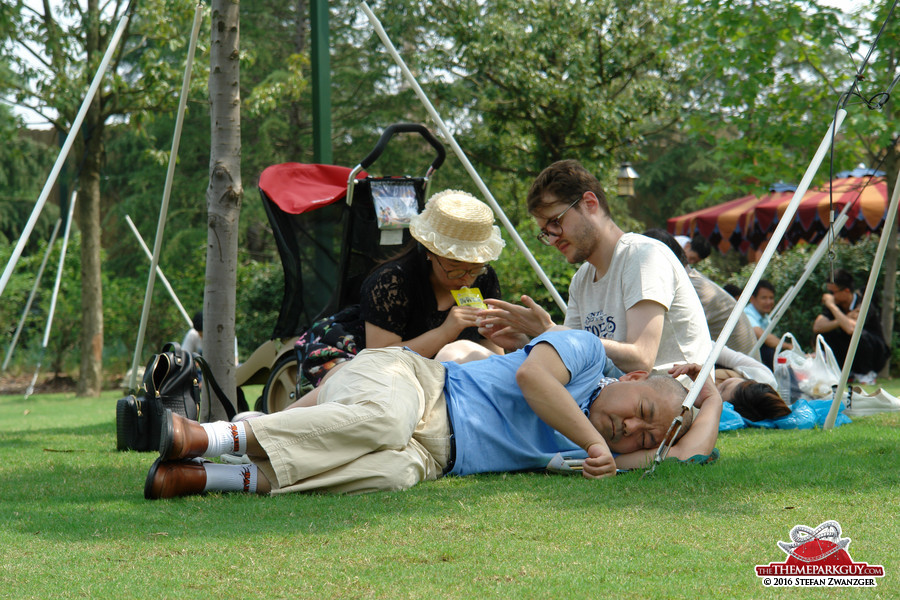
[598,300,665,372]
[515,342,616,478]
[751,325,790,350]
[815,293,856,335]
[812,314,839,334]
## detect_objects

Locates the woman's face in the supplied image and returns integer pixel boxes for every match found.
[429,253,486,288]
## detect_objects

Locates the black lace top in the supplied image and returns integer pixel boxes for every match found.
[359,250,501,349]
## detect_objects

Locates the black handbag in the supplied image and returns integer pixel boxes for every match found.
[145,341,201,420]
[116,342,241,452]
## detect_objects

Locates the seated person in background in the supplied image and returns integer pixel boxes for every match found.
[144,329,723,499]
[723,284,742,300]
[813,268,889,385]
[743,279,792,370]
[298,190,506,387]
[684,233,712,265]
[643,229,760,360]
[477,160,711,374]
[182,311,203,355]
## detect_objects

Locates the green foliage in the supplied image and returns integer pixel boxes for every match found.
[491,232,579,324]
[0,105,59,245]
[4,0,897,376]
[638,0,876,223]
[235,258,284,353]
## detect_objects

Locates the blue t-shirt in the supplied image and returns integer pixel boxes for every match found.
[443,329,608,476]
[743,303,770,330]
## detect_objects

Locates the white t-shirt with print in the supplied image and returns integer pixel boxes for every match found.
[563,233,711,372]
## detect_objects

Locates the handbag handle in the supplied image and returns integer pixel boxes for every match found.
[192,355,238,422]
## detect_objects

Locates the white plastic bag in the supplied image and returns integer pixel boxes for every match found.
[776,333,841,399]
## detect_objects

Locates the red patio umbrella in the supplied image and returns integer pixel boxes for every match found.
[667,175,890,253]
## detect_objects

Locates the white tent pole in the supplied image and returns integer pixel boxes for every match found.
[359,1,567,312]
[24,192,77,399]
[124,215,193,327]
[824,167,900,429]
[1,219,62,372]
[647,111,846,469]
[750,209,851,355]
[127,3,204,391]
[0,15,129,301]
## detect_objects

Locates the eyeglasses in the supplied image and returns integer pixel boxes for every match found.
[433,255,488,279]
[536,197,580,246]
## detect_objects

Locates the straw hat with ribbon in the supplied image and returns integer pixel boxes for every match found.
[409,189,505,264]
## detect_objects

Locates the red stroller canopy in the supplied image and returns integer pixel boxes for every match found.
[258,163,368,215]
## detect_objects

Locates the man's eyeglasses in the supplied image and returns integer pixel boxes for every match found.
[433,255,488,279]
[536,198,580,246]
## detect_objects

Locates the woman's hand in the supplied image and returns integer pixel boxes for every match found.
[440,305,482,336]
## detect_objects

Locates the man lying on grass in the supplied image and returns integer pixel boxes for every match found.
[144,329,722,499]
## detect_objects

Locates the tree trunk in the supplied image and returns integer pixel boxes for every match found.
[878,148,898,379]
[76,0,104,397]
[203,0,242,421]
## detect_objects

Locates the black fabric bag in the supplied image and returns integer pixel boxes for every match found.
[116,342,240,452]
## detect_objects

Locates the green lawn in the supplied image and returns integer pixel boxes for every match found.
[1,387,898,599]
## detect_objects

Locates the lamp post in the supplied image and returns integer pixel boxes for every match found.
[617,162,639,197]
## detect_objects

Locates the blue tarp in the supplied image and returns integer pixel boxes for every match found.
[719,398,851,431]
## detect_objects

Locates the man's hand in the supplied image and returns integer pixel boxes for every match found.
[477,295,555,350]
[582,441,617,478]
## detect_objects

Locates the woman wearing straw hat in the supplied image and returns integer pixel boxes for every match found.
[295,190,506,390]
[359,189,506,359]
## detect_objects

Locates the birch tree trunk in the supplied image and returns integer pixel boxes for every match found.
[203,0,242,420]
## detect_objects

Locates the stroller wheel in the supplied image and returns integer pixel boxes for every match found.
[262,353,299,414]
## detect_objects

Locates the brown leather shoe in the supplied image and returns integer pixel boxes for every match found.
[159,410,209,460]
[144,458,207,500]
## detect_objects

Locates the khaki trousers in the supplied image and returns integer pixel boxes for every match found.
[248,347,452,494]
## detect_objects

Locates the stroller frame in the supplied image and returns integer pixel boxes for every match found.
[235,124,446,412]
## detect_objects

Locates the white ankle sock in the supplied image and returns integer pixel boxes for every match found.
[203,462,258,493]
[201,421,247,457]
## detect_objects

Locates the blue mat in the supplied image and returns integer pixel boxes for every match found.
[719,398,851,431]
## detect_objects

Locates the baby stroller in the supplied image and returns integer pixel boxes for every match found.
[235,123,446,413]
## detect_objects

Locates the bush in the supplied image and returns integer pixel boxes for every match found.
[491,230,579,324]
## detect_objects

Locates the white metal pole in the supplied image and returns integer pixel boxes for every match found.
[127,3,204,391]
[750,210,850,355]
[24,192,77,399]
[1,220,62,372]
[124,215,193,327]
[0,15,129,301]
[647,110,846,470]
[359,1,567,312]
[824,167,900,429]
